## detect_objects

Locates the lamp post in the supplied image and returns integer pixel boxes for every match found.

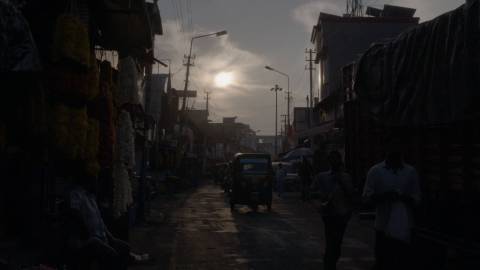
[181,30,228,112]
[265,66,290,126]
[271,84,282,157]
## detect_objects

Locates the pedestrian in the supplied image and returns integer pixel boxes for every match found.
[362,135,421,270]
[311,150,355,270]
[65,172,149,269]
[299,156,313,201]
[276,163,287,197]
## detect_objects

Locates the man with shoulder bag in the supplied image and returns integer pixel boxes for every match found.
[311,150,356,270]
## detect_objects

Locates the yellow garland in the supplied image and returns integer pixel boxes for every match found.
[51,106,101,176]
[52,14,90,67]
[86,54,100,100]
[47,53,99,102]
[50,105,88,160]
[70,107,88,159]
[83,119,100,176]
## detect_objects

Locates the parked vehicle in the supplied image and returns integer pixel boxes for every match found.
[272,161,301,192]
[230,153,273,211]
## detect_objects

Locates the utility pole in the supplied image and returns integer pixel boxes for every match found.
[281,114,287,136]
[181,31,227,114]
[205,90,210,119]
[306,48,315,108]
[265,66,290,129]
[203,90,210,176]
[271,84,282,157]
[306,48,316,127]
[286,91,292,131]
[181,47,195,112]
[281,114,288,152]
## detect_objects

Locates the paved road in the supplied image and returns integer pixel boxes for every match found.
[131,184,375,270]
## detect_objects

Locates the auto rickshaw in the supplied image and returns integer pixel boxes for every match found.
[230,153,273,211]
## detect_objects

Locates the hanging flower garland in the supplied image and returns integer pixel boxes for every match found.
[50,104,88,160]
[52,13,90,68]
[116,56,140,106]
[115,110,135,169]
[111,109,135,217]
[112,161,133,218]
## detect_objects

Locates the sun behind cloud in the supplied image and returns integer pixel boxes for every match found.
[214,72,234,88]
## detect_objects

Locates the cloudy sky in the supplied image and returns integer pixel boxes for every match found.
[155,0,465,135]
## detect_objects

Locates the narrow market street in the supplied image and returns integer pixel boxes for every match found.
[3,1,479,269]
[131,182,375,270]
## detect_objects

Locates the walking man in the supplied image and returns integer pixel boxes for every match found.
[276,163,287,197]
[362,136,421,270]
[299,156,313,201]
[311,150,355,270]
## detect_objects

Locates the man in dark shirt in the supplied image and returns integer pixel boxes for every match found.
[311,151,356,270]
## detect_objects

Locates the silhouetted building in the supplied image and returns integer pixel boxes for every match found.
[305,4,419,151]
[206,117,257,161]
[293,107,309,141]
[256,135,283,157]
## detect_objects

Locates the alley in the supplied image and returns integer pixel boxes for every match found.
[131,184,375,270]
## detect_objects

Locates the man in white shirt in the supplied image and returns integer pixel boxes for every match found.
[363,136,421,270]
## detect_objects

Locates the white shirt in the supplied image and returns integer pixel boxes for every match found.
[363,161,421,242]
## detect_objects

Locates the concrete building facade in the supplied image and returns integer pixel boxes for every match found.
[303,5,419,151]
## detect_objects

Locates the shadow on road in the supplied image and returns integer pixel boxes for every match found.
[229,196,324,270]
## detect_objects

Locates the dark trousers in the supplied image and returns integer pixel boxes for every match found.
[80,237,130,270]
[374,231,410,270]
[301,176,310,201]
[322,215,350,270]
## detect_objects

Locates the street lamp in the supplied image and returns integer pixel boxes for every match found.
[181,30,228,112]
[265,66,291,126]
[271,84,282,157]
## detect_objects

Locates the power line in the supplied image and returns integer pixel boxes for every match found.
[171,0,190,54]
[170,0,182,32]
[178,0,186,33]
[187,0,193,32]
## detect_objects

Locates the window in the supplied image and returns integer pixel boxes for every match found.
[239,158,269,174]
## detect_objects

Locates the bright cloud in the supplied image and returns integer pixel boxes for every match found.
[291,1,343,32]
[214,72,234,88]
[154,20,271,123]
